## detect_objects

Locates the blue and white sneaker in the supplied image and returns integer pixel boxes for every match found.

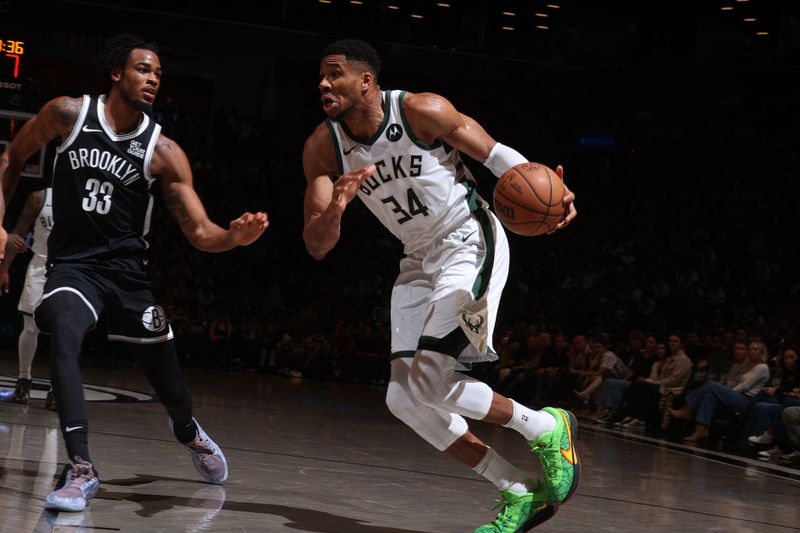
[170,417,228,484]
[45,456,100,512]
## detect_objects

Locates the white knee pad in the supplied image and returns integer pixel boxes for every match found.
[408,350,494,421]
[386,359,468,451]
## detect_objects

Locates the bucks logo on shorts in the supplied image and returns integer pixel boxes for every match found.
[142,305,167,332]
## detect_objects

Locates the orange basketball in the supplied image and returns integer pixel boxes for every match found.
[493,162,565,236]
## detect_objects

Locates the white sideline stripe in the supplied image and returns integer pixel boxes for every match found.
[108,326,174,344]
[40,287,98,323]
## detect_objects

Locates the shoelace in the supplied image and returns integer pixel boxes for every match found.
[490,498,513,527]
[533,442,560,480]
[62,460,95,491]
[188,437,217,465]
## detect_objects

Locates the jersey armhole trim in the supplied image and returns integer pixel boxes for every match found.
[57,95,90,153]
[324,119,344,175]
[398,91,442,151]
[143,123,161,186]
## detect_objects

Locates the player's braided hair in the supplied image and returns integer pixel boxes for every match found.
[321,39,381,80]
[98,33,158,86]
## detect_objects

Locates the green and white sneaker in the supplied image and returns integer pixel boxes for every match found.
[529,407,581,504]
[474,487,557,532]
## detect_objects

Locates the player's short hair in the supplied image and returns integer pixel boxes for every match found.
[321,39,381,80]
[98,33,158,85]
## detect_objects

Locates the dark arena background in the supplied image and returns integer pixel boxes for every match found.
[1,1,799,532]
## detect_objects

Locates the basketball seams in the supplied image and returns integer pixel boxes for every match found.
[493,162,564,236]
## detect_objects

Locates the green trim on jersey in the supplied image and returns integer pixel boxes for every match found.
[390,350,416,360]
[398,91,443,151]
[461,179,480,213]
[324,119,344,175]
[340,91,392,145]
[472,208,495,301]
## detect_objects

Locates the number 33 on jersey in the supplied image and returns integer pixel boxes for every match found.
[50,95,161,261]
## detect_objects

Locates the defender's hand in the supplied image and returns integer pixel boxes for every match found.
[229,211,269,246]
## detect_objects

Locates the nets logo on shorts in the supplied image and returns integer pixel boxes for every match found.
[142,305,167,332]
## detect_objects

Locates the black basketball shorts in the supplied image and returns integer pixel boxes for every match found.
[35,258,173,344]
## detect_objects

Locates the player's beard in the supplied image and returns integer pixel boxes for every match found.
[122,89,154,116]
[331,101,355,122]
[134,100,154,116]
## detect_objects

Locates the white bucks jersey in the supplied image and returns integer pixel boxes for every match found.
[326,90,483,253]
[31,187,54,259]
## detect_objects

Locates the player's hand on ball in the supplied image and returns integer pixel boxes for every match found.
[551,165,576,233]
[229,211,269,246]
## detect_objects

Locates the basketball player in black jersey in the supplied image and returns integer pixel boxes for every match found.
[0,33,268,512]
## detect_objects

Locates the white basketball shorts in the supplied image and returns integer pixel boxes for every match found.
[390,207,510,365]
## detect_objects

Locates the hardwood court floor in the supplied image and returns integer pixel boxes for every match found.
[1,352,799,532]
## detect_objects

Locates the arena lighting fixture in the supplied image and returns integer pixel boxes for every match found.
[502,26,515,31]
[546,4,560,8]
[756,31,769,35]
[744,17,756,22]
[350,0,363,4]
[318,0,331,3]
[388,5,399,9]
[411,13,423,18]
[437,3,450,7]
[721,6,734,10]
[536,25,549,30]
[502,11,516,16]
[535,12,549,17]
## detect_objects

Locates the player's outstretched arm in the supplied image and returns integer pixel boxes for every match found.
[302,124,375,260]
[0,97,81,257]
[403,92,577,232]
[153,134,268,252]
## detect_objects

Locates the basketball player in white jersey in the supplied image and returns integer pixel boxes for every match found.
[0,186,57,409]
[303,40,579,532]
[0,33,267,512]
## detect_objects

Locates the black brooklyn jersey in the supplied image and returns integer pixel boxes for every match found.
[48,95,161,263]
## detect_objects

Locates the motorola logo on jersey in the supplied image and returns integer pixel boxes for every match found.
[0,375,154,403]
[142,305,167,332]
[386,123,404,142]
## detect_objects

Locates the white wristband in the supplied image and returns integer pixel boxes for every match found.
[482,142,528,178]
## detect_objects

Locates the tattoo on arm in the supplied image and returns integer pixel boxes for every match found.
[163,190,191,225]
[53,99,81,128]
[157,139,174,151]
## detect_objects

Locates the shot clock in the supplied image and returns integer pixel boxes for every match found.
[0,38,25,82]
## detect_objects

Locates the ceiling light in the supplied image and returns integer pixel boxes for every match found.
[388,5,399,9]
[535,13,549,18]
[546,4,560,8]
[756,31,769,35]
[743,18,756,22]
[502,11,516,16]
[437,2,450,7]
[502,26,514,31]
[721,6,734,10]
[349,0,362,4]
[411,13,423,19]
[536,25,549,30]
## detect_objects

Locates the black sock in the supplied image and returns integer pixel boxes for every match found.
[173,419,198,444]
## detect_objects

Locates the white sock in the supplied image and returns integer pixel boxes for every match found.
[473,447,531,494]
[503,400,556,441]
[17,315,39,380]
